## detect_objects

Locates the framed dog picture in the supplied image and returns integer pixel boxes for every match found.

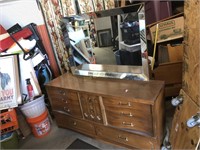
[0,54,21,110]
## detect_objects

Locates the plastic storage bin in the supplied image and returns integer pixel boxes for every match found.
[114,50,121,65]
[0,131,19,149]
[19,95,46,119]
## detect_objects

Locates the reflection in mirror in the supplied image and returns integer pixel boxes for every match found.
[61,3,149,81]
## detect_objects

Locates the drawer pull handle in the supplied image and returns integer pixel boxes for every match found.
[119,102,131,106]
[59,91,66,95]
[122,122,134,126]
[73,121,77,126]
[118,135,128,141]
[84,113,88,118]
[90,114,94,119]
[64,107,70,112]
[97,116,101,120]
[88,97,92,102]
[121,112,133,117]
[62,99,67,103]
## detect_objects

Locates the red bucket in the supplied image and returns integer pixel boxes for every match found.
[26,109,50,138]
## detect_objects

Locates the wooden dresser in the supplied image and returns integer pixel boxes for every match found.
[45,73,165,149]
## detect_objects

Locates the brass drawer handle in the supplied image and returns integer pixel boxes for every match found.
[88,97,92,102]
[122,122,134,126]
[84,113,88,118]
[59,90,66,95]
[62,99,67,103]
[90,114,94,119]
[64,107,70,112]
[121,112,133,117]
[73,121,77,126]
[118,135,128,141]
[97,116,101,120]
[118,102,131,107]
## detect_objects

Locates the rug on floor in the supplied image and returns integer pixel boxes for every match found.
[66,139,99,149]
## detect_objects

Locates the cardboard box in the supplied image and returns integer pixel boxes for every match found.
[150,16,184,43]
[158,44,183,63]
[152,43,183,97]
[152,62,182,97]
[167,44,183,62]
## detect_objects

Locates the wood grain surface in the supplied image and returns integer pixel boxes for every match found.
[182,0,200,106]
[170,90,200,149]
[46,73,164,105]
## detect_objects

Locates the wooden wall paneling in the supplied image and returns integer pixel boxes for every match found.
[182,0,200,106]
[37,25,61,78]
[170,90,200,149]
[169,1,200,149]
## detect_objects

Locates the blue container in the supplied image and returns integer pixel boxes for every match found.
[114,50,121,65]
[0,131,19,149]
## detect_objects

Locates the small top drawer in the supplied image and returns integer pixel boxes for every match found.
[103,96,150,111]
[47,87,78,101]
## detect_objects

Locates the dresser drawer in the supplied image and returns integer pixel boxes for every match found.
[54,111,96,136]
[103,97,151,111]
[47,87,82,118]
[51,99,82,118]
[47,87,78,101]
[106,109,153,135]
[104,106,152,121]
[95,125,155,149]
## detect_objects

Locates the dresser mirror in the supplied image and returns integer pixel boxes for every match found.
[61,3,149,81]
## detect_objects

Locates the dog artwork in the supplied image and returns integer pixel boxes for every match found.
[0,70,14,103]
[0,56,20,110]
[0,71,11,90]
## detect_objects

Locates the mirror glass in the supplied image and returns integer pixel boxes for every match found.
[61,3,149,81]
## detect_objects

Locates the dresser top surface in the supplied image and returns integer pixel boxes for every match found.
[46,73,164,104]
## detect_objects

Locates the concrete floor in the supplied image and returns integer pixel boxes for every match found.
[93,46,117,65]
[19,120,124,149]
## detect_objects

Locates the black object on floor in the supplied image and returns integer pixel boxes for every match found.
[66,139,99,149]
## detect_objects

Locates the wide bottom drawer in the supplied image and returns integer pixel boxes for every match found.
[53,111,96,136]
[95,124,157,149]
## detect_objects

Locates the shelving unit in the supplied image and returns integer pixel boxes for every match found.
[67,19,95,65]
[71,44,90,65]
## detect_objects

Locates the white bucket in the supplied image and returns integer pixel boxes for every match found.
[20,95,46,119]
